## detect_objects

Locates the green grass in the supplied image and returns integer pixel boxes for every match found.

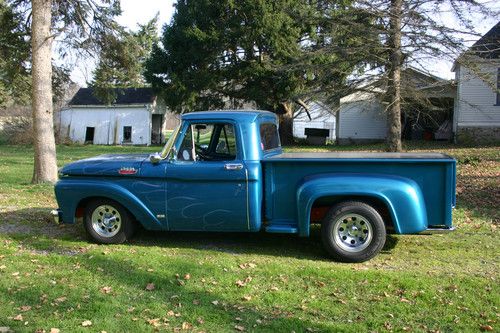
[0,142,499,332]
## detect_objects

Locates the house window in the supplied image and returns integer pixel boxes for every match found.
[123,126,132,143]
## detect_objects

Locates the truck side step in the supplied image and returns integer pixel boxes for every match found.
[265,225,298,234]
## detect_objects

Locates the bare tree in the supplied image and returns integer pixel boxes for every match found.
[8,0,121,183]
[31,0,57,183]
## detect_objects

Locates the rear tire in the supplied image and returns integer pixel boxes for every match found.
[84,198,135,244]
[321,201,386,263]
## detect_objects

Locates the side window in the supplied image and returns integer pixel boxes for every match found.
[177,125,195,161]
[177,122,238,162]
[260,123,280,151]
[215,124,237,157]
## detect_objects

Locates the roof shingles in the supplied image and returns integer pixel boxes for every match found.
[69,87,155,106]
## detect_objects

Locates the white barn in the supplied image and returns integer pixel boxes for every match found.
[293,101,336,141]
[58,88,180,145]
[452,21,500,143]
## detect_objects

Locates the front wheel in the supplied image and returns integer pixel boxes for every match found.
[84,198,136,244]
[321,201,386,263]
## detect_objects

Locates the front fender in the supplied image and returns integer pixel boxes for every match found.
[296,173,427,237]
[54,178,165,230]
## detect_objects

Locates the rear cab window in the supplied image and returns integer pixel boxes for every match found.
[260,123,281,152]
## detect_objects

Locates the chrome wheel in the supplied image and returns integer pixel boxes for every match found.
[333,213,373,253]
[91,204,122,238]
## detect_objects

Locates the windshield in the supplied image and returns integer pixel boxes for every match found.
[160,124,181,159]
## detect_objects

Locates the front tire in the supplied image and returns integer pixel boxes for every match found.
[84,198,135,244]
[321,201,386,263]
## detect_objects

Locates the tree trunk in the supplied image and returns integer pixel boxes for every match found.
[386,0,403,152]
[278,102,294,146]
[31,0,57,183]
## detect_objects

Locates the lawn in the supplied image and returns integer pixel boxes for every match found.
[0,142,498,333]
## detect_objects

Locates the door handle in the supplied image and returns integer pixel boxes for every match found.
[224,163,243,171]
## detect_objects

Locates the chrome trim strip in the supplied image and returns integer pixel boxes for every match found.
[419,226,456,234]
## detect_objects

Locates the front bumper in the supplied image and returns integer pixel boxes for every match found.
[50,209,62,225]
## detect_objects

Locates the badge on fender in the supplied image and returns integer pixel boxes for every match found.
[118,167,138,175]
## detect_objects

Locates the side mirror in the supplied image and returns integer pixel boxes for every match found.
[149,152,162,164]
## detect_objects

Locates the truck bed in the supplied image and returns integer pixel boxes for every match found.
[262,152,456,234]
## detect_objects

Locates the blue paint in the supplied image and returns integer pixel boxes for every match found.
[54,110,456,238]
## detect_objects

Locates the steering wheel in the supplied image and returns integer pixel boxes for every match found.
[195,144,211,161]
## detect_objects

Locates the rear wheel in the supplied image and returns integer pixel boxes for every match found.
[321,201,386,262]
[84,198,135,244]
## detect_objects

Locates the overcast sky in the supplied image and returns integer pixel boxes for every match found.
[69,0,498,86]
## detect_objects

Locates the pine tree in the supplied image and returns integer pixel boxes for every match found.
[145,0,376,144]
[91,15,159,104]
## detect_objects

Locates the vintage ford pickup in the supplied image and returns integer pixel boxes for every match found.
[53,110,456,262]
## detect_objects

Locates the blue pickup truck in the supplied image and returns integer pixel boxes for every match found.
[53,110,456,262]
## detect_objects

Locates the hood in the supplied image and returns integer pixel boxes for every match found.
[60,154,149,177]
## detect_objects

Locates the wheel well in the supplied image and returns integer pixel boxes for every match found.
[310,195,395,232]
[75,197,137,222]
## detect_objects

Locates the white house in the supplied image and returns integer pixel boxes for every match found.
[452,21,500,143]
[293,101,336,141]
[58,87,180,145]
[332,68,455,144]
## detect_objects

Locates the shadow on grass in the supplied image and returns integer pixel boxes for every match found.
[0,244,342,332]
[0,208,399,262]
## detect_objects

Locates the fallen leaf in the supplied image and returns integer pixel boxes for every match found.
[13,315,23,321]
[100,286,112,294]
[145,283,155,291]
[235,325,245,331]
[50,329,60,333]
[184,274,191,280]
[147,318,160,327]
[193,299,200,305]
[81,320,92,327]
[11,272,19,276]
[269,286,279,291]
[242,295,252,301]
[0,265,6,270]
[480,325,493,331]
[197,317,204,324]
[54,296,67,303]
[181,322,192,329]
[19,306,31,312]
[211,300,219,305]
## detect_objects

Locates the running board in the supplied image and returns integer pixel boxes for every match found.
[419,226,456,234]
[265,225,298,234]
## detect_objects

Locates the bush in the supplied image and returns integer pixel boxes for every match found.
[0,116,33,144]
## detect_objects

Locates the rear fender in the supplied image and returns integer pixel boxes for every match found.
[296,173,427,237]
[54,179,165,230]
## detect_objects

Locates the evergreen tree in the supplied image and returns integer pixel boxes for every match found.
[145,0,376,144]
[91,15,159,104]
[0,0,30,107]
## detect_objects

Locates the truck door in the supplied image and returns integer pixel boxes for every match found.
[165,121,249,231]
